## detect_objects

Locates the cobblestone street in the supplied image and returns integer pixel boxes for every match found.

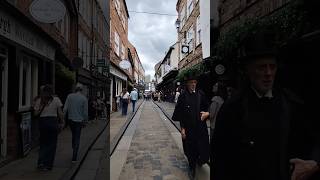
[111,101,210,180]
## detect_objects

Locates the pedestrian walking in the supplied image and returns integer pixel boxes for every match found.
[174,88,181,103]
[130,88,138,112]
[172,74,210,178]
[212,31,320,180]
[116,94,121,111]
[33,84,65,171]
[63,83,88,162]
[121,88,130,116]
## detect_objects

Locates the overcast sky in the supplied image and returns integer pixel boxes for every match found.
[126,0,178,79]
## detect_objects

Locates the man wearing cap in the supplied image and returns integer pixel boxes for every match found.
[63,83,88,162]
[172,74,210,178]
[130,88,138,112]
[212,32,320,180]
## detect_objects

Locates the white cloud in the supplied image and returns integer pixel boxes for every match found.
[126,0,178,79]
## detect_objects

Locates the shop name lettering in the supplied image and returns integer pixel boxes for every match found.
[15,26,45,52]
[0,16,11,34]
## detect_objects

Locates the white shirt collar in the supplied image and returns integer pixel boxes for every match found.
[251,87,273,98]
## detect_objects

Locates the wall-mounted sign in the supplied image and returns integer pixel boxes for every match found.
[215,64,225,75]
[29,0,66,23]
[119,60,131,69]
[96,59,105,67]
[0,10,55,60]
[20,112,32,156]
[181,45,189,54]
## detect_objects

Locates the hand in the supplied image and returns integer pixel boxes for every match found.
[181,128,186,140]
[200,112,210,121]
[290,158,319,180]
[58,123,65,131]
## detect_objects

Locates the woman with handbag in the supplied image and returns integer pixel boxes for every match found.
[33,85,65,171]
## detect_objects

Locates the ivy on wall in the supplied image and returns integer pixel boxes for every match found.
[214,0,308,62]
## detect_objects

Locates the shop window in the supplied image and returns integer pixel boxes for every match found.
[19,56,37,109]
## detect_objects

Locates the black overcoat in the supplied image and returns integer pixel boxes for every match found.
[212,87,320,180]
[172,90,210,164]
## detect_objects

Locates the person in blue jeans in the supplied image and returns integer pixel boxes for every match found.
[121,88,130,116]
[63,83,88,162]
[130,88,138,112]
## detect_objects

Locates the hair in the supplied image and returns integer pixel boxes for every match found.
[40,84,54,107]
[214,82,228,100]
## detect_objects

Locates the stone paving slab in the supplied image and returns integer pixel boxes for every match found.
[119,102,190,180]
[110,100,143,153]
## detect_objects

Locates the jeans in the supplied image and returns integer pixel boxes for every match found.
[38,117,58,168]
[122,101,128,115]
[131,100,136,112]
[69,120,82,161]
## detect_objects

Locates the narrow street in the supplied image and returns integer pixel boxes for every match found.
[111,101,209,180]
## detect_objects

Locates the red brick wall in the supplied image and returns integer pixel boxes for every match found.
[110,0,133,81]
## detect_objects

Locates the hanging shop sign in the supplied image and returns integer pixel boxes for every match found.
[0,10,56,60]
[29,0,66,23]
[215,64,225,75]
[96,59,106,67]
[119,60,131,69]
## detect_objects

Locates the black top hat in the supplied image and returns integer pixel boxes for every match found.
[184,72,198,81]
[237,29,279,66]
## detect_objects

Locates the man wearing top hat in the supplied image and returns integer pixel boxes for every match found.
[212,31,320,180]
[172,73,210,178]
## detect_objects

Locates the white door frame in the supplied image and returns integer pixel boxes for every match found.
[0,44,8,158]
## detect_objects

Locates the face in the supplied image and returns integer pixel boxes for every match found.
[187,80,197,92]
[212,83,218,93]
[246,57,277,94]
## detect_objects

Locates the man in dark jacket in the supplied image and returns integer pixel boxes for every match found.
[212,32,320,180]
[172,75,210,178]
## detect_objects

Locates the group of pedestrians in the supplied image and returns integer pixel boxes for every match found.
[33,83,88,171]
[172,31,320,179]
[117,88,139,116]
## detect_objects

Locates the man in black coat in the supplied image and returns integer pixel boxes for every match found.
[172,75,210,178]
[212,32,320,180]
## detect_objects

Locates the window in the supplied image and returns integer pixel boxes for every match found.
[196,16,201,46]
[114,32,120,56]
[187,0,194,17]
[187,25,194,52]
[121,44,125,59]
[19,56,37,109]
[122,13,126,30]
[180,4,186,29]
[180,39,186,60]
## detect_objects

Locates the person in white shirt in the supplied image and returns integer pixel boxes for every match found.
[33,84,64,171]
[174,88,181,103]
[130,88,138,112]
[121,88,130,116]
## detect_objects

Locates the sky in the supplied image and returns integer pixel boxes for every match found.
[126,0,178,79]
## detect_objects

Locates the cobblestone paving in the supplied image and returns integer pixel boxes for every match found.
[119,102,190,180]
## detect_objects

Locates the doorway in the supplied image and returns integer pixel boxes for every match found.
[0,44,8,158]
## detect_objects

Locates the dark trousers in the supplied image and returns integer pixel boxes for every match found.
[122,101,128,115]
[69,120,82,160]
[38,117,58,168]
[131,100,136,112]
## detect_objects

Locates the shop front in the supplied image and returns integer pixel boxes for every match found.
[0,4,56,162]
